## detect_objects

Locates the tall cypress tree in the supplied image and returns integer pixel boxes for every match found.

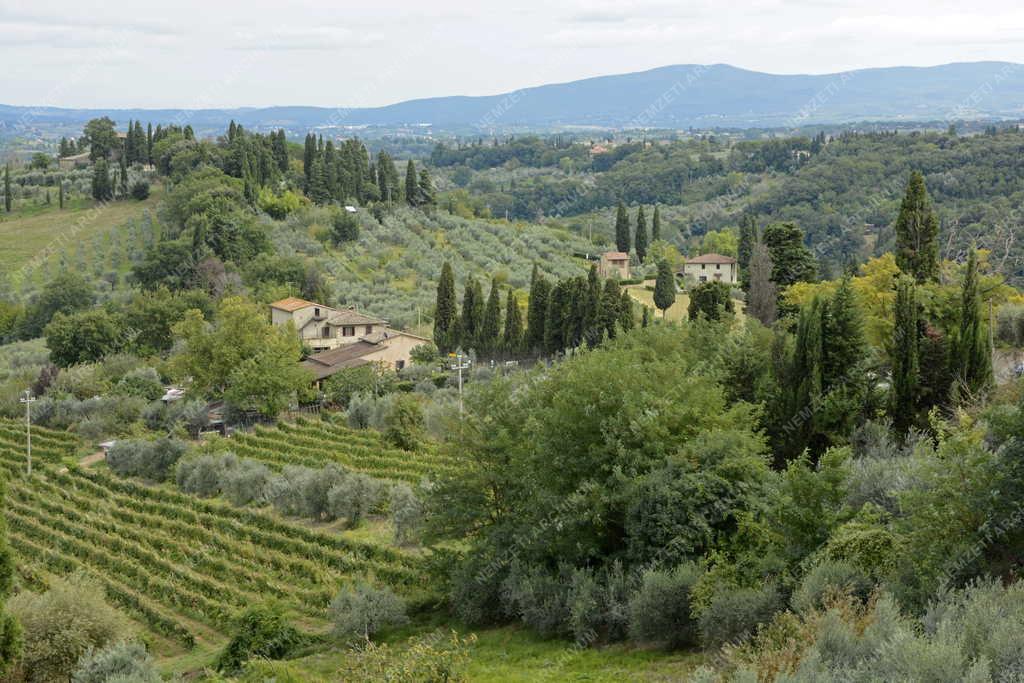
[3,164,10,213]
[543,280,568,354]
[652,259,676,317]
[618,289,635,332]
[891,276,920,434]
[614,201,630,254]
[405,160,418,206]
[434,262,458,354]
[651,205,661,242]
[599,279,622,339]
[146,122,153,165]
[418,168,435,206]
[91,159,112,201]
[738,214,757,290]
[820,277,865,392]
[480,278,502,355]
[526,266,550,352]
[460,278,484,351]
[58,179,65,210]
[583,265,602,345]
[503,291,524,355]
[950,248,993,399]
[894,171,940,282]
[302,134,316,190]
[118,153,128,197]
[635,206,649,263]
[746,239,777,326]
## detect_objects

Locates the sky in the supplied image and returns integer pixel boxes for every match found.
[2,0,1024,109]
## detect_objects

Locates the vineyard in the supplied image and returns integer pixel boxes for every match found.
[0,419,431,663]
[220,416,460,484]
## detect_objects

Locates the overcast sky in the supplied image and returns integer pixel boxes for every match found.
[3,0,1023,109]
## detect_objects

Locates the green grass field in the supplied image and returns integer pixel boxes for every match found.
[0,187,162,283]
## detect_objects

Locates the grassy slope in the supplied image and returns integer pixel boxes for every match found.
[0,186,162,282]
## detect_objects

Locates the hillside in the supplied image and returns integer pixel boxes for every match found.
[4,62,1024,131]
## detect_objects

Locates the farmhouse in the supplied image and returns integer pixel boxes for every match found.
[58,152,91,170]
[270,297,429,382]
[681,253,738,285]
[597,251,631,280]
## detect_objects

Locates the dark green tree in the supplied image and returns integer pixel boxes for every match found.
[118,153,129,197]
[330,211,360,244]
[58,179,65,210]
[891,276,920,435]
[599,279,622,338]
[635,206,649,263]
[614,201,630,254]
[526,266,550,352]
[820,277,865,392]
[460,278,484,351]
[762,222,816,291]
[651,205,661,241]
[480,278,502,355]
[543,280,569,354]
[503,291,524,355]
[618,289,635,332]
[738,214,757,290]
[652,259,676,317]
[688,281,734,321]
[418,168,435,206]
[91,159,112,201]
[83,117,117,161]
[434,262,459,354]
[949,249,993,399]
[3,164,10,213]
[405,160,418,206]
[746,238,777,326]
[894,171,940,283]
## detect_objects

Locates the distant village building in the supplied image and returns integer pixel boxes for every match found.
[58,152,91,170]
[597,251,631,280]
[681,253,738,285]
[270,297,429,384]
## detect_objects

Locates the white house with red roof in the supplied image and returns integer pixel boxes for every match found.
[681,253,738,285]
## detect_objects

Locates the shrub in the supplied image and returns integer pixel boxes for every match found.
[329,582,408,641]
[72,641,159,683]
[381,393,424,451]
[347,391,378,429]
[499,564,572,638]
[130,180,150,200]
[176,454,228,498]
[328,473,383,528]
[301,463,347,521]
[265,466,313,517]
[339,630,475,682]
[628,563,701,649]
[389,484,424,546]
[698,583,783,650]
[791,560,874,615]
[215,603,304,674]
[113,367,163,400]
[221,457,272,507]
[107,437,187,482]
[10,574,133,683]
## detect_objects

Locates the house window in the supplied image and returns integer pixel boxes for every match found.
[715,264,721,270]
[342,326,355,337]
[699,276,708,283]
[365,325,373,334]
[701,264,706,270]
[314,307,321,317]
[321,326,331,339]
[395,360,406,371]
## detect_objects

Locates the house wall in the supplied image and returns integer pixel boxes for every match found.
[684,262,737,285]
[364,334,427,370]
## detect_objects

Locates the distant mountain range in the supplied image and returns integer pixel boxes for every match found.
[3,62,1023,132]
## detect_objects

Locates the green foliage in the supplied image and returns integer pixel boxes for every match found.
[614,201,630,254]
[895,170,940,282]
[891,276,920,434]
[652,259,676,315]
[697,582,783,650]
[215,603,304,673]
[107,437,188,482]
[44,309,126,367]
[19,271,96,339]
[950,249,993,400]
[634,206,648,262]
[72,640,159,683]
[628,563,701,649]
[381,393,424,451]
[688,281,734,321]
[0,479,21,678]
[762,222,816,291]
[329,582,408,641]
[790,559,874,615]
[330,210,361,244]
[337,630,474,683]
[433,262,458,354]
[257,188,303,219]
[129,180,150,200]
[9,574,133,683]
[390,484,424,546]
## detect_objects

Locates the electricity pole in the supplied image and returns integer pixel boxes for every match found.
[448,352,471,418]
[19,390,35,476]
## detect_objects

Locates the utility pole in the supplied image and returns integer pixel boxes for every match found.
[19,390,35,476]
[448,352,471,418]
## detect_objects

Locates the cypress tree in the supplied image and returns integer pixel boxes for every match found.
[787,297,824,457]
[891,276,920,434]
[434,262,458,354]
[651,205,661,242]
[614,201,630,254]
[618,289,635,331]
[146,122,153,165]
[302,133,316,190]
[820,277,865,392]
[599,279,621,338]
[526,266,550,352]
[405,160,418,206]
[583,265,602,344]
[58,179,65,210]
[894,171,940,282]
[308,158,331,204]
[91,159,112,201]
[746,239,777,326]
[652,259,676,317]
[272,130,288,173]
[460,278,481,351]
[118,153,128,197]
[418,168,435,206]
[950,249,993,399]
[543,280,568,354]
[635,206,649,263]
[503,291,524,355]
[480,278,502,355]
[738,214,757,290]
[3,164,10,213]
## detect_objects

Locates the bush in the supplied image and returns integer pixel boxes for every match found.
[176,454,229,498]
[221,457,272,507]
[265,466,314,517]
[381,394,424,450]
[107,437,187,482]
[389,484,424,545]
[339,630,475,682]
[791,560,874,614]
[10,574,133,683]
[113,367,163,400]
[329,582,408,641]
[566,562,632,645]
[628,563,701,649]
[698,583,783,650]
[130,180,150,200]
[215,603,304,674]
[327,473,384,528]
[499,564,572,638]
[72,641,159,683]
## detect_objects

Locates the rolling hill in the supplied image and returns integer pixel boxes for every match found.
[3,62,1023,131]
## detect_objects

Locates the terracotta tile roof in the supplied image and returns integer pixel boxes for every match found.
[686,253,737,265]
[603,251,629,260]
[300,342,380,380]
[270,297,319,312]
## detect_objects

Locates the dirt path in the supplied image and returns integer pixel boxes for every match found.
[56,451,106,474]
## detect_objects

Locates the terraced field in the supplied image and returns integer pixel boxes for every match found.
[0,420,429,661]
[223,416,459,484]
